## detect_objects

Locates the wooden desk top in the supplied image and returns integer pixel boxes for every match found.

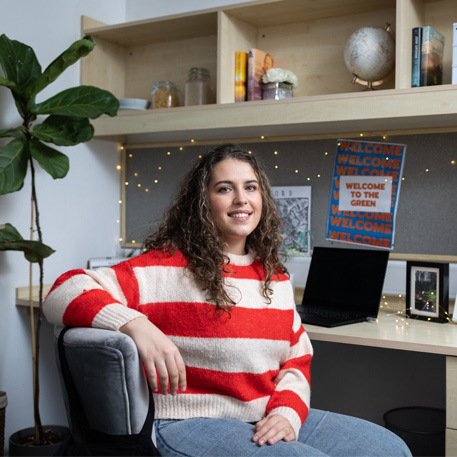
[301,294,457,357]
[18,286,457,357]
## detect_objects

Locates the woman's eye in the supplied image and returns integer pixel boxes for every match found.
[246,185,257,191]
[217,186,231,193]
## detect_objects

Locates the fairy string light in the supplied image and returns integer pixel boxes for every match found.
[378,294,457,328]
[119,135,456,251]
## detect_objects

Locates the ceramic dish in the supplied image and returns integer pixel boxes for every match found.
[119,98,149,110]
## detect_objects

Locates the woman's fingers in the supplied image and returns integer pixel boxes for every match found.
[171,352,187,394]
[157,351,186,395]
[120,316,187,395]
[253,415,296,446]
[146,363,159,392]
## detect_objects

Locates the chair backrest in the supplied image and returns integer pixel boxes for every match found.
[54,326,150,435]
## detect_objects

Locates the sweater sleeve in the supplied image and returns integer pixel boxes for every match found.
[265,308,313,439]
[43,260,145,331]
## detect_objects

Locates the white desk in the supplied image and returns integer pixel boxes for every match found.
[297,293,457,456]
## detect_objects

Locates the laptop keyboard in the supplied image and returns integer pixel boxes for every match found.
[297,305,365,321]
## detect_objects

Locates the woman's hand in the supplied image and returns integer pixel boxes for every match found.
[252,415,296,446]
[120,317,187,395]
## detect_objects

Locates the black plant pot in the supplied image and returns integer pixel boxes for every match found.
[9,425,69,456]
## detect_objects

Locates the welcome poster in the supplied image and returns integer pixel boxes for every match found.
[326,139,406,250]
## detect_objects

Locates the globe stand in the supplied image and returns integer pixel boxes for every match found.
[351,75,384,91]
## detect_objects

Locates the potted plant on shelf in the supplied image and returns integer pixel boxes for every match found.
[0,34,119,454]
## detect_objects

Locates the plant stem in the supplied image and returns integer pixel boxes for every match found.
[29,156,44,444]
[28,193,38,441]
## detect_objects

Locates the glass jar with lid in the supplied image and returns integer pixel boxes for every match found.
[151,81,179,109]
[184,68,213,106]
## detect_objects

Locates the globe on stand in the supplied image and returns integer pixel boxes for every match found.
[343,24,395,90]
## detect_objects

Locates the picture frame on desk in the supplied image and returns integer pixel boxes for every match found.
[406,261,449,323]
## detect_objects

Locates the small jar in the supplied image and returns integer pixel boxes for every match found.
[184,68,212,106]
[151,81,178,109]
[262,82,293,100]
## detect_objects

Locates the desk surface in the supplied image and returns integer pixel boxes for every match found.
[19,286,457,357]
[299,293,457,357]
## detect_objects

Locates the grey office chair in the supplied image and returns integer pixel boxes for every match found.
[54,326,160,455]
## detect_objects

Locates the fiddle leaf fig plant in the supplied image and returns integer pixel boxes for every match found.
[0,33,119,446]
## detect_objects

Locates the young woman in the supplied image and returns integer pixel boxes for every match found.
[44,144,411,456]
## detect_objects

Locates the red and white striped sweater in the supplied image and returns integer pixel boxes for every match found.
[43,249,312,437]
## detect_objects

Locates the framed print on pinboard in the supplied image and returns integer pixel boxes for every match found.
[406,261,449,323]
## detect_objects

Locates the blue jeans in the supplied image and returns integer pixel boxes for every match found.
[155,409,412,456]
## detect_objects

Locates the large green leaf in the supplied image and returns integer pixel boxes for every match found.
[29,139,69,179]
[32,115,94,146]
[0,138,29,195]
[0,223,55,262]
[31,86,119,119]
[0,34,41,95]
[0,126,25,139]
[27,36,95,97]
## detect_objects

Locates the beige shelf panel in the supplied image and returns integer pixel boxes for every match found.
[16,284,52,309]
[82,11,218,47]
[448,357,457,428]
[81,0,457,136]
[91,85,457,143]
[224,0,395,27]
[82,14,218,105]
[220,2,397,101]
[396,0,457,89]
[82,0,393,44]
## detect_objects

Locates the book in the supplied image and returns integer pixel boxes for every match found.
[453,23,457,84]
[420,26,444,86]
[411,27,422,87]
[235,51,248,102]
[247,48,274,101]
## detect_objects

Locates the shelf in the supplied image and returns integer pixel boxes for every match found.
[16,284,52,309]
[92,85,457,144]
[83,11,218,47]
[224,0,395,27]
[81,0,457,144]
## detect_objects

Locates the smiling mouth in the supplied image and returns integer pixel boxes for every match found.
[229,211,252,219]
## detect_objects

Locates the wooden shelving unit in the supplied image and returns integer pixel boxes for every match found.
[80,0,457,145]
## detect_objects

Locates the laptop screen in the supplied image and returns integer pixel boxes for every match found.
[302,246,389,315]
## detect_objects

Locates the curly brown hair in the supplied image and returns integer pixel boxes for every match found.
[143,143,287,312]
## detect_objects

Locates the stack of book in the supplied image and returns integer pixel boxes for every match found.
[411,25,444,87]
[235,48,274,102]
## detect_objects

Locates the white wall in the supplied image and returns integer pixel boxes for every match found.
[0,1,127,453]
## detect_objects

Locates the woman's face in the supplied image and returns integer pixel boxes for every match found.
[208,159,262,255]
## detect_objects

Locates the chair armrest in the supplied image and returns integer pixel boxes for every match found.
[54,326,149,435]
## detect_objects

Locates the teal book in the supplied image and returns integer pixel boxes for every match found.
[420,26,444,86]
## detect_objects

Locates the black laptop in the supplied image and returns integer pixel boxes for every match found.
[297,246,389,328]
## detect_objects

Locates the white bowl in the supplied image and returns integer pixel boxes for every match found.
[119,98,149,110]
